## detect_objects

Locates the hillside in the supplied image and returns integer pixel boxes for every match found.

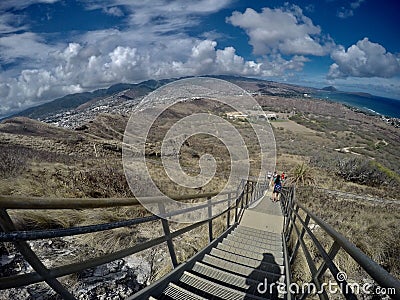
[322,85,337,91]
[7,79,173,121]
[6,76,317,125]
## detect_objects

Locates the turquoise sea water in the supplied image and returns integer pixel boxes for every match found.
[312,91,400,118]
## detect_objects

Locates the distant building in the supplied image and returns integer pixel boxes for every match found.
[226,112,249,120]
[226,111,277,121]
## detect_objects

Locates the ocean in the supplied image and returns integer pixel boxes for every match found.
[312,91,400,118]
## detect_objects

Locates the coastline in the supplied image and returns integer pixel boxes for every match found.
[311,90,400,119]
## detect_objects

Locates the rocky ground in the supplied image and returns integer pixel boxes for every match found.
[1,238,151,300]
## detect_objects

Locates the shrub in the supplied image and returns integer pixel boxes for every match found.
[370,160,400,185]
[335,157,390,187]
[288,162,316,186]
[68,163,135,197]
[0,146,28,178]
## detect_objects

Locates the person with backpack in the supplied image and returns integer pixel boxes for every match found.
[272,174,282,202]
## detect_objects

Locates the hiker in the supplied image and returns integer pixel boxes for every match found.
[270,171,277,188]
[266,171,272,185]
[272,174,282,202]
[281,172,285,184]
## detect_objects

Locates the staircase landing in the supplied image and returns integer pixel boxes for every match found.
[241,191,284,234]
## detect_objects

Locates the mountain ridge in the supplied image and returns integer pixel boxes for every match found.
[3,75,396,122]
[5,79,175,121]
[4,76,314,121]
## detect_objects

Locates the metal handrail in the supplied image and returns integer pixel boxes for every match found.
[297,202,400,298]
[281,186,400,300]
[0,179,268,299]
[1,206,229,289]
[0,190,232,209]
[0,193,237,242]
[0,214,160,242]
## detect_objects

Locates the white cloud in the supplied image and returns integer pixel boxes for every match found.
[227,5,333,56]
[327,76,400,100]
[0,37,311,116]
[350,0,365,9]
[337,8,353,19]
[0,12,27,34]
[0,0,236,116]
[0,0,60,11]
[0,1,320,116]
[103,6,124,17]
[337,0,365,18]
[82,0,232,31]
[328,38,400,79]
[285,72,400,100]
[0,32,61,67]
[305,4,315,13]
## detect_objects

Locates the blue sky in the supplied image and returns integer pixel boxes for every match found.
[0,0,399,117]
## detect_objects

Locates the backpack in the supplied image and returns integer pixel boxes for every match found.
[274,182,282,192]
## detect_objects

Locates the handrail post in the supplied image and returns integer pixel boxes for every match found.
[290,214,310,264]
[157,203,178,268]
[282,191,289,232]
[227,193,231,229]
[315,241,341,280]
[251,182,255,203]
[207,197,213,243]
[254,181,258,202]
[252,181,256,202]
[235,194,240,224]
[291,185,296,212]
[286,202,298,241]
[282,232,293,300]
[245,181,250,207]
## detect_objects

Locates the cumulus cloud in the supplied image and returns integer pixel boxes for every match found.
[227,5,333,56]
[0,1,315,116]
[327,38,400,79]
[168,40,307,77]
[0,37,309,116]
